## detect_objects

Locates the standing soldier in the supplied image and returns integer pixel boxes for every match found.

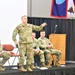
[32,32,46,68]
[38,30,61,68]
[0,41,11,71]
[12,15,47,72]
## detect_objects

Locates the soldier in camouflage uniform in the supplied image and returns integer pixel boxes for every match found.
[32,32,46,68]
[38,30,62,68]
[0,41,11,71]
[12,15,47,72]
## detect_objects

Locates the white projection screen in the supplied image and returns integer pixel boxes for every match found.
[0,0,27,66]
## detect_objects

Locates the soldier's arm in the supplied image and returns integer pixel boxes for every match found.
[35,39,39,49]
[48,39,53,48]
[0,43,3,52]
[38,39,46,49]
[12,27,18,44]
[32,22,47,31]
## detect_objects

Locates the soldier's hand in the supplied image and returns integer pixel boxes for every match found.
[41,22,47,27]
[46,45,52,48]
[14,41,18,48]
[14,41,18,45]
[34,49,40,54]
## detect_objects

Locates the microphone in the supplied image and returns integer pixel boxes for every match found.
[54,25,57,34]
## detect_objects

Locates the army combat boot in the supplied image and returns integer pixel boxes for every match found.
[0,66,6,71]
[27,65,32,71]
[19,66,27,72]
[41,62,46,67]
[54,62,61,67]
[31,63,36,69]
[46,63,52,68]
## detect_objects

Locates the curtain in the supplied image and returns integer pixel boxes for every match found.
[28,17,75,61]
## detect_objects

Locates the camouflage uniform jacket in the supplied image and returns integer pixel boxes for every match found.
[32,38,39,49]
[12,23,44,44]
[0,43,3,52]
[38,37,53,50]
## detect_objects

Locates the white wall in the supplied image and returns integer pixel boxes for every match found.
[0,0,27,66]
[27,0,51,18]
[0,0,27,45]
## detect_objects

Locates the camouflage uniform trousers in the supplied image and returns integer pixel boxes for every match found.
[42,49,51,64]
[0,51,11,66]
[19,43,34,66]
[49,49,62,63]
[42,49,61,64]
[32,50,45,64]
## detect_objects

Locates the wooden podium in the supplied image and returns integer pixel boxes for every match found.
[49,34,66,64]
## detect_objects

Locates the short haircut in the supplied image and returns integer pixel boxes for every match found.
[21,15,27,19]
[40,30,45,33]
[32,32,36,34]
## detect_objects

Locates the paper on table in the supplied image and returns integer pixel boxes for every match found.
[37,67,48,70]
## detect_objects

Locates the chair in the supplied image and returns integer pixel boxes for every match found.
[2,44,19,66]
